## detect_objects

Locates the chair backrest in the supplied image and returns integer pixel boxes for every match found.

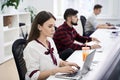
[80,15,87,36]
[12,39,27,80]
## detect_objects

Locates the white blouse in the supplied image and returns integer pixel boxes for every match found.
[24,37,61,80]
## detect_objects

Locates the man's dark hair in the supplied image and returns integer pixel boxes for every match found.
[64,8,78,20]
[94,4,102,10]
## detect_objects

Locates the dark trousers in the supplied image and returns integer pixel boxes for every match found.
[59,48,74,60]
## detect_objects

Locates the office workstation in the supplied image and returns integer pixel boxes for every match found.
[0,0,120,80]
[47,28,120,80]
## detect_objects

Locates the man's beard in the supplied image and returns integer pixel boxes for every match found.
[71,21,78,26]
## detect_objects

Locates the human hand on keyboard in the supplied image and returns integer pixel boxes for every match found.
[64,61,80,70]
[72,66,79,73]
[58,66,78,74]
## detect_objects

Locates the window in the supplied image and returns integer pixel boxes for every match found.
[54,0,120,19]
[95,0,120,18]
[54,0,94,18]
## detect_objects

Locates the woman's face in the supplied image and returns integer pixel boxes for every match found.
[38,18,55,37]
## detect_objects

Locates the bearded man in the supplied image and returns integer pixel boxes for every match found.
[53,8,100,60]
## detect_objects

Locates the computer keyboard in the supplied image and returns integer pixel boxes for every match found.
[65,72,78,77]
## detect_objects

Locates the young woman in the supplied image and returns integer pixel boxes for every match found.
[24,11,80,80]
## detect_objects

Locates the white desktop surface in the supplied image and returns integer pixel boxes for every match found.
[47,28,120,80]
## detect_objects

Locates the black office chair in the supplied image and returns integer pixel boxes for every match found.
[12,39,27,80]
[19,23,28,40]
[80,15,87,36]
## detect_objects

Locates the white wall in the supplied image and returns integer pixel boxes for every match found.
[0,16,4,62]
[22,0,84,35]
[95,0,120,18]
[18,0,120,36]
[1,0,120,26]
[18,0,54,13]
[0,1,120,43]
[97,18,120,25]
[96,0,120,25]
[0,0,120,35]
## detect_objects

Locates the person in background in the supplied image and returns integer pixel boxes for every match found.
[53,8,101,60]
[24,11,80,80]
[85,4,115,36]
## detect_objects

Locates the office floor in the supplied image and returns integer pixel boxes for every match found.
[0,58,19,80]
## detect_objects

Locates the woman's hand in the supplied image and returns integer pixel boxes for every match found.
[51,62,80,75]
[63,61,80,70]
[57,66,77,74]
[66,62,80,68]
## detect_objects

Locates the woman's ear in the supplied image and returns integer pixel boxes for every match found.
[38,24,42,31]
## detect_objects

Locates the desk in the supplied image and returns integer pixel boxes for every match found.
[47,28,120,80]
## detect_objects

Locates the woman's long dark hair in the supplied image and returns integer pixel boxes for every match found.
[27,11,56,43]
